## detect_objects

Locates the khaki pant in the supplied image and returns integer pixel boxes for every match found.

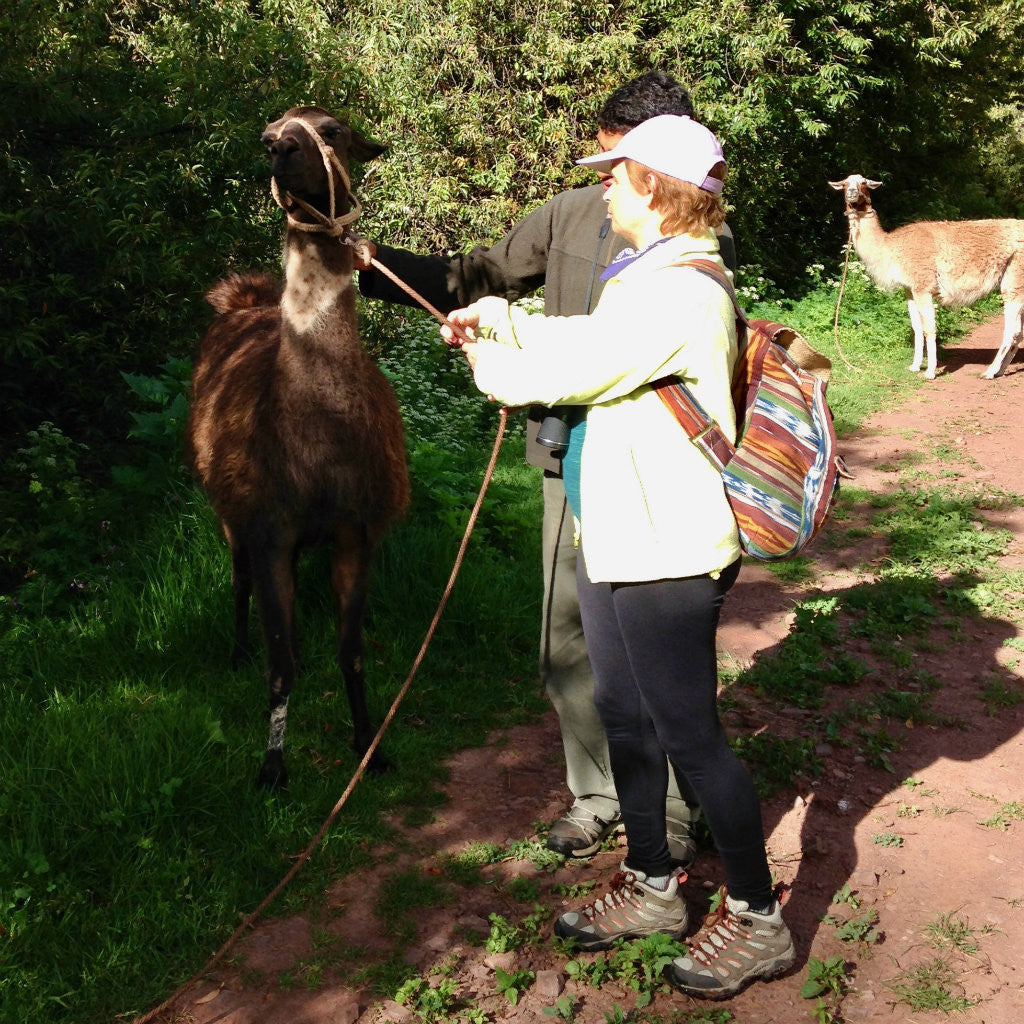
[540,474,698,824]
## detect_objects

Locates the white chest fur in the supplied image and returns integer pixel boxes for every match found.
[282,244,351,333]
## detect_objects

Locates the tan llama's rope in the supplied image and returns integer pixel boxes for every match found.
[834,214,902,385]
[269,115,363,235]
[128,402,508,1024]
[831,221,863,374]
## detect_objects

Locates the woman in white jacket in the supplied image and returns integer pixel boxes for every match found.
[442,115,794,1001]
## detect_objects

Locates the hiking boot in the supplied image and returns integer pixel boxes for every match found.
[554,867,689,951]
[666,812,699,870]
[546,805,623,857]
[665,888,795,1000]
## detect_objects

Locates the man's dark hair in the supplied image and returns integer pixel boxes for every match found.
[597,72,694,134]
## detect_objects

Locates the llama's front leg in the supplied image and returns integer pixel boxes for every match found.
[909,293,938,379]
[252,548,297,787]
[982,297,1024,379]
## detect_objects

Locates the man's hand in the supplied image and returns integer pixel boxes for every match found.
[349,235,377,271]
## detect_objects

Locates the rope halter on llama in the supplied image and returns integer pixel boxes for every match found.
[269,115,363,236]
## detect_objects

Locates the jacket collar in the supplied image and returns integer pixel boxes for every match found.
[600,230,720,281]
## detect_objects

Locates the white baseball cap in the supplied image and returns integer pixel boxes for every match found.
[577,114,726,193]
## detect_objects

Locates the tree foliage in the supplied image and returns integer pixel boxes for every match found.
[1,0,1022,456]
[0,0,370,454]
[343,0,1024,266]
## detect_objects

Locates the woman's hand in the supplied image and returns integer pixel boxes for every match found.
[440,304,494,396]
[460,341,480,370]
[440,306,480,348]
[440,306,483,370]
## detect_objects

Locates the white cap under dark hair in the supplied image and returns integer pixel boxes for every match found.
[577,114,726,193]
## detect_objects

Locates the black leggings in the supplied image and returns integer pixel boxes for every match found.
[577,552,773,906]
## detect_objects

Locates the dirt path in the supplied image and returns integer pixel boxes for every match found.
[169,320,1024,1024]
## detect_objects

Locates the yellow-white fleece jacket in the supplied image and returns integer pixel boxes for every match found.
[469,231,741,584]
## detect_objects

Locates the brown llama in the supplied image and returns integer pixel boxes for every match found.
[185,107,410,787]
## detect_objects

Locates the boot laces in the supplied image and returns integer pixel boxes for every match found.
[582,872,640,920]
[689,894,750,966]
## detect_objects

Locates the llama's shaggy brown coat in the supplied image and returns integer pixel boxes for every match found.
[185,107,409,786]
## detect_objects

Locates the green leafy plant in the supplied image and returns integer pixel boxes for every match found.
[494,965,535,1006]
[485,913,521,954]
[903,777,938,796]
[800,955,848,1024]
[565,952,616,989]
[552,880,598,901]
[800,955,848,1000]
[507,876,542,902]
[0,421,116,600]
[729,733,823,797]
[981,801,1024,830]
[831,883,862,909]
[500,835,567,873]
[979,677,1024,713]
[609,933,687,1008]
[395,975,463,1022]
[672,1011,735,1024]
[484,906,549,955]
[830,909,880,945]
[543,994,580,1020]
[872,831,905,848]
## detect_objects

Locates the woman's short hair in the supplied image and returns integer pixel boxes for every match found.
[625,159,727,236]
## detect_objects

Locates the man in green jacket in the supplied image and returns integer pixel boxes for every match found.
[358,72,736,863]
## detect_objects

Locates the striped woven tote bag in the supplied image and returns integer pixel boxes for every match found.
[652,260,847,560]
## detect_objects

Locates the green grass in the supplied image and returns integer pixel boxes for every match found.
[2,276,1018,1023]
[715,277,1023,792]
[375,867,457,944]
[890,958,978,1013]
[0,433,544,1023]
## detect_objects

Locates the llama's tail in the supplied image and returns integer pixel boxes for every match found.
[206,272,283,313]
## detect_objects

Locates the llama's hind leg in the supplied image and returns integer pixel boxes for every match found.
[226,529,254,669]
[331,528,390,772]
[906,295,926,373]
[982,295,1024,379]
[251,543,298,787]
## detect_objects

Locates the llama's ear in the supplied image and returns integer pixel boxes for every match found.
[348,129,386,164]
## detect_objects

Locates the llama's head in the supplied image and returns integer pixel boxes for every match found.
[829,174,882,215]
[262,107,384,224]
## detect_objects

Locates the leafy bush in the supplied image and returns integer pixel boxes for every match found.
[0,0,370,451]
[347,0,1024,284]
[4,0,1023,461]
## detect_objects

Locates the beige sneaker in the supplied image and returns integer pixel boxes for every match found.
[554,867,688,951]
[546,805,622,857]
[666,888,795,999]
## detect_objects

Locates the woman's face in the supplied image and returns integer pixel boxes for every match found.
[604,160,655,246]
